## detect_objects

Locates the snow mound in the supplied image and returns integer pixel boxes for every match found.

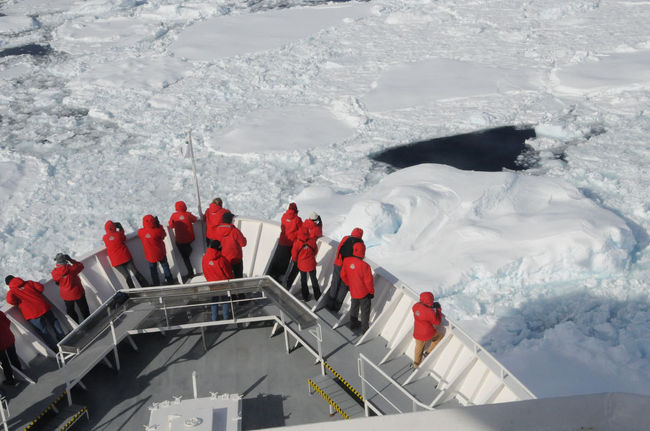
[335,164,635,289]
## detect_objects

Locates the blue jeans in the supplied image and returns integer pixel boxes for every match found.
[29,310,65,351]
[211,296,232,321]
[149,256,173,285]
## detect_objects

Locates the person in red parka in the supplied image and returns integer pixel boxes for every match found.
[340,242,374,333]
[327,227,364,312]
[212,211,247,279]
[412,292,444,369]
[138,214,174,286]
[266,202,303,283]
[0,310,22,385]
[51,253,90,324]
[202,240,234,321]
[168,201,198,280]
[289,227,321,301]
[204,198,228,245]
[5,275,65,352]
[103,220,149,289]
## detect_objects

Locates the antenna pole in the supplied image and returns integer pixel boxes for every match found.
[187,130,202,217]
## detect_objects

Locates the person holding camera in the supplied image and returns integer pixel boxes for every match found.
[340,241,374,334]
[51,253,90,323]
[412,291,444,369]
[138,214,174,286]
[5,275,66,352]
[103,220,149,289]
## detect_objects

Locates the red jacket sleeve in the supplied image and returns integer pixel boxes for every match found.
[71,261,84,275]
[363,264,375,295]
[237,229,247,248]
[189,213,197,223]
[291,241,300,262]
[6,291,18,306]
[30,281,45,293]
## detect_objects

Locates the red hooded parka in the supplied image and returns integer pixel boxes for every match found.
[334,228,364,266]
[168,201,198,244]
[138,214,167,263]
[412,292,442,341]
[51,260,85,301]
[205,202,227,241]
[103,220,132,267]
[213,222,247,265]
[291,228,318,272]
[202,247,234,282]
[278,204,303,247]
[6,277,51,320]
[340,242,374,299]
[0,311,15,351]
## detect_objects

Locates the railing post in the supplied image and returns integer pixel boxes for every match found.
[110,319,120,371]
[0,396,9,431]
[280,311,289,353]
[358,357,369,417]
[317,324,324,376]
[192,371,198,399]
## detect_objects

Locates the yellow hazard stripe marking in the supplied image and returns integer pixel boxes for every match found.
[59,406,88,430]
[322,361,364,402]
[308,379,349,420]
[23,391,67,430]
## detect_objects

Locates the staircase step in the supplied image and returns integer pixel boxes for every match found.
[308,375,365,419]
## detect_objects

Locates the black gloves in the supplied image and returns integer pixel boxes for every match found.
[154,216,161,227]
[115,222,123,231]
[367,293,374,299]
[433,301,441,310]
[64,254,73,262]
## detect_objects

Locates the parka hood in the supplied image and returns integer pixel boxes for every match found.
[352,241,366,259]
[143,214,156,229]
[419,292,434,307]
[351,228,363,239]
[205,247,221,260]
[175,201,187,212]
[105,220,116,233]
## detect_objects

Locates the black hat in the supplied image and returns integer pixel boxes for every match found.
[5,275,14,286]
[54,253,67,266]
[222,211,234,224]
[209,240,222,251]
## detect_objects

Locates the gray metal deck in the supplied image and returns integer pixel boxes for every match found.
[3,278,448,430]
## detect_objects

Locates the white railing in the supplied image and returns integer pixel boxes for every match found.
[358,353,431,416]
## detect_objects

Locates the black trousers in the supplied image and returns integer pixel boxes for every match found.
[176,242,194,276]
[326,265,347,312]
[64,293,90,324]
[285,260,299,289]
[300,270,321,301]
[114,260,149,288]
[266,244,291,283]
[0,343,21,382]
[350,295,372,332]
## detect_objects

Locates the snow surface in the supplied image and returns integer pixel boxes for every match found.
[1,0,649,400]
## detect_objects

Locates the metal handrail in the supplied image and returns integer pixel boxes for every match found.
[357,353,432,416]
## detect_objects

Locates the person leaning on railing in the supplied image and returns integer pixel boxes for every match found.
[168,200,198,281]
[103,220,149,289]
[412,292,444,369]
[51,253,90,324]
[5,275,66,352]
[340,242,374,334]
